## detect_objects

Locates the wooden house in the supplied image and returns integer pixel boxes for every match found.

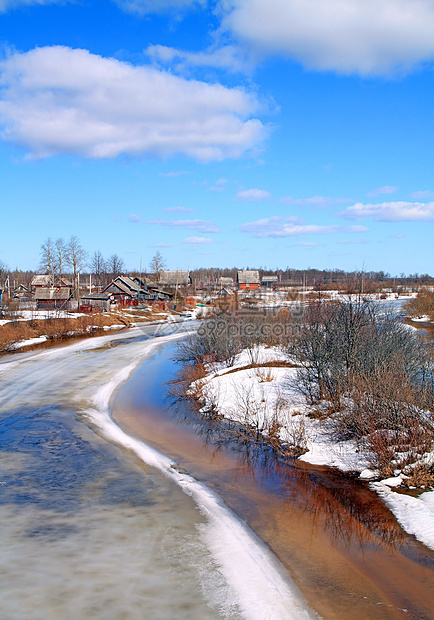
[159,271,191,289]
[261,275,279,288]
[31,275,52,289]
[80,293,112,312]
[103,276,143,306]
[237,270,260,290]
[34,287,72,310]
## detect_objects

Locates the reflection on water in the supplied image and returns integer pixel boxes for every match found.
[114,341,434,620]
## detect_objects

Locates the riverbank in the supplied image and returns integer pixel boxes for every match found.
[179,343,434,553]
[112,340,434,620]
[0,306,189,352]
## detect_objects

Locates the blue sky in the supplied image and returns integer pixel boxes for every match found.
[0,0,433,274]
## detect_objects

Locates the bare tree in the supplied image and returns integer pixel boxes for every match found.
[39,238,56,283]
[90,250,106,288]
[107,254,125,280]
[149,251,166,284]
[55,237,66,283]
[66,236,87,300]
[0,261,9,287]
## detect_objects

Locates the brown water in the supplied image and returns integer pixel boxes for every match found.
[113,342,434,620]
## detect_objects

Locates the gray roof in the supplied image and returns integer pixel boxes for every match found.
[81,293,111,301]
[103,276,143,297]
[159,271,190,286]
[220,277,234,286]
[262,275,279,282]
[237,270,260,284]
[34,287,71,300]
[217,287,234,296]
[31,275,51,287]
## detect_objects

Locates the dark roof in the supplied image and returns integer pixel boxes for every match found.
[217,287,234,296]
[103,276,144,297]
[81,293,111,301]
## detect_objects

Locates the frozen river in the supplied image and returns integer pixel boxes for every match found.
[0,324,313,620]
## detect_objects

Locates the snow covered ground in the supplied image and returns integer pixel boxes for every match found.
[192,345,434,552]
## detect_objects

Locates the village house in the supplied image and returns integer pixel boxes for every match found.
[237,270,260,290]
[219,276,234,289]
[102,276,144,306]
[80,293,113,312]
[159,271,191,289]
[261,275,279,288]
[34,287,72,310]
[31,275,52,289]
[100,275,174,309]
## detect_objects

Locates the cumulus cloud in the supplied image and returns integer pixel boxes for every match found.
[115,0,205,16]
[182,236,213,244]
[221,0,434,76]
[235,188,271,201]
[241,216,368,237]
[0,46,266,161]
[341,201,434,221]
[147,218,220,232]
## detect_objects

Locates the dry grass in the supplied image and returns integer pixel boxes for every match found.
[0,312,135,352]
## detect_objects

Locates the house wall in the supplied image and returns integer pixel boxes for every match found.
[239,282,260,290]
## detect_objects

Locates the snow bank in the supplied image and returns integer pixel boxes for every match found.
[8,336,48,350]
[371,483,434,551]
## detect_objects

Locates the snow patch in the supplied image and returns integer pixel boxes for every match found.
[372,483,434,551]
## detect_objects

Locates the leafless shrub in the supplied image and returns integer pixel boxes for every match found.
[402,462,434,488]
[405,290,434,320]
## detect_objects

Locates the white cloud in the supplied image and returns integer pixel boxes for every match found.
[0,0,64,11]
[147,218,220,232]
[128,214,140,223]
[145,43,251,74]
[367,185,398,196]
[115,0,205,16]
[221,0,434,76]
[183,236,213,244]
[0,46,266,161]
[411,189,434,199]
[209,177,228,191]
[280,195,351,206]
[241,216,368,237]
[235,188,271,201]
[341,201,434,221]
